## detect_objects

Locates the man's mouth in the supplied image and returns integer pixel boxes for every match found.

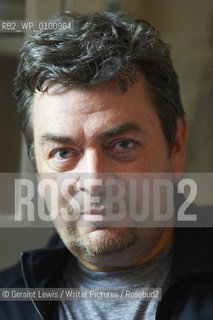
[80,208,120,223]
[81,208,108,222]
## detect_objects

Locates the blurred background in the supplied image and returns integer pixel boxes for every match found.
[0,0,212,270]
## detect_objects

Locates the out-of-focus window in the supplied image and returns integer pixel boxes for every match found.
[0,0,25,172]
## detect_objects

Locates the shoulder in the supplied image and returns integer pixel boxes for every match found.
[0,262,36,320]
[0,233,61,289]
[160,274,213,319]
[0,261,24,288]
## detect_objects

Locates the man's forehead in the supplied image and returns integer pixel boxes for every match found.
[33,76,152,120]
[32,74,158,142]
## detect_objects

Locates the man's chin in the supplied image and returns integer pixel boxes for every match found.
[62,227,137,257]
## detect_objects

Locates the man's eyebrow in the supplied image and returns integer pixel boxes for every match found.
[39,123,145,146]
[39,133,74,146]
[100,122,145,139]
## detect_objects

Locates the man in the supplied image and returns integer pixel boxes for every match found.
[0,11,213,320]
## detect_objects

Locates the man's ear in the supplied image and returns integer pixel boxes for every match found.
[171,117,188,175]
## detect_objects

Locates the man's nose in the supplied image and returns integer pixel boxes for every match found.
[75,148,112,194]
[78,148,110,174]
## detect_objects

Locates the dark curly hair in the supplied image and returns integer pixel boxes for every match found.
[13,11,184,167]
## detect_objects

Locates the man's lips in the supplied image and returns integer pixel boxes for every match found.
[81,209,118,222]
[81,208,107,215]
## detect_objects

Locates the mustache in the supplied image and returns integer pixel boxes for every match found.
[63,191,129,214]
[63,185,126,205]
[60,182,129,219]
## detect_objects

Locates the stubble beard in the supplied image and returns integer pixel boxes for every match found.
[59,225,138,257]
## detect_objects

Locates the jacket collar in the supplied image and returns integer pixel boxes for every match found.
[21,234,68,289]
[21,234,69,320]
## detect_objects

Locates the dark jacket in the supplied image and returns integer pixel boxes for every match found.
[0,205,213,319]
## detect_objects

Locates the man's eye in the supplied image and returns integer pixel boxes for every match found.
[51,148,73,160]
[113,140,135,151]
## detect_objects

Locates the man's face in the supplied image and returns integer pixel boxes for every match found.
[33,75,186,269]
